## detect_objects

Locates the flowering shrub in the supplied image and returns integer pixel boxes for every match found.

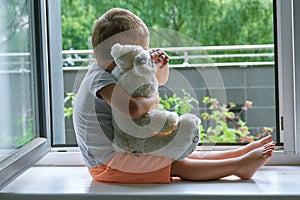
[65,90,273,143]
[200,97,273,143]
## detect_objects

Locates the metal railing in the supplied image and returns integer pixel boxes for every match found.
[0,44,275,71]
[0,52,31,73]
[62,44,275,69]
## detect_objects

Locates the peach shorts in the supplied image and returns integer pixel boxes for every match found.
[88,152,173,184]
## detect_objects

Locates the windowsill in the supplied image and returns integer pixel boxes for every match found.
[0,138,50,189]
[0,150,300,200]
[28,146,300,166]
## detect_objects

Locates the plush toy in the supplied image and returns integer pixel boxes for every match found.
[110,43,201,160]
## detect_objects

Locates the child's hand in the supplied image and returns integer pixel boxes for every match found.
[150,49,169,86]
[149,49,170,69]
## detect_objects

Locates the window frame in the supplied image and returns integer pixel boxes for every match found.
[47,0,66,145]
[0,0,52,189]
[276,0,300,157]
[2,0,299,184]
[197,0,300,164]
[48,0,300,165]
[294,0,300,155]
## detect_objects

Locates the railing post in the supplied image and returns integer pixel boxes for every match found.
[183,51,189,65]
[88,36,93,64]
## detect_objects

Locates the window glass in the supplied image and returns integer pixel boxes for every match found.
[60,0,276,145]
[0,0,36,161]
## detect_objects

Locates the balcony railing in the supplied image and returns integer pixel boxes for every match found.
[0,52,31,73]
[62,44,275,69]
[0,44,275,71]
[0,44,274,70]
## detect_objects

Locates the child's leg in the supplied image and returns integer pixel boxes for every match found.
[188,135,274,160]
[171,142,274,181]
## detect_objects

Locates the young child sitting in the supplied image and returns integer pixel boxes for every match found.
[73,7,275,184]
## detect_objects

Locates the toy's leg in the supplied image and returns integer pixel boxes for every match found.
[188,135,274,160]
[113,113,183,155]
[175,114,201,159]
[171,142,274,180]
[114,111,201,158]
[137,110,179,133]
[147,113,200,160]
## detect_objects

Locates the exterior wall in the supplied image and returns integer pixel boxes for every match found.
[63,66,276,145]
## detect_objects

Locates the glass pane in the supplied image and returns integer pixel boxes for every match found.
[0,0,35,161]
[60,0,276,145]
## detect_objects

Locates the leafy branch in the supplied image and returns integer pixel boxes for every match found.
[64,92,76,118]
[200,97,273,143]
[158,90,199,116]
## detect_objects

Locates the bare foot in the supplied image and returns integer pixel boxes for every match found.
[235,141,274,179]
[238,135,273,156]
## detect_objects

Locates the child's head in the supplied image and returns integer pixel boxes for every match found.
[92,8,149,69]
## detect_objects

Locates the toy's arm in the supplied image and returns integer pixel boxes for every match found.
[96,83,159,119]
[150,49,169,86]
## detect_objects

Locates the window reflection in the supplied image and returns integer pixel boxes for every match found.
[0,0,35,161]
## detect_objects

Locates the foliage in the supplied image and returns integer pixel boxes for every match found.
[64,92,76,118]
[0,114,34,148]
[0,0,30,71]
[200,97,273,143]
[64,91,274,144]
[61,0,274,50]
[158,90,199,116]
[63,90,198,118]
[14,115,34,147]
[0,0,30,53]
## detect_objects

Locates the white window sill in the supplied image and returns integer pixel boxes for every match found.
[0,150,300,200]
[32,146,300,166]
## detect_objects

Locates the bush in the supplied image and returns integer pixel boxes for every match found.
[64,91,273,143]
[199,97,273,143]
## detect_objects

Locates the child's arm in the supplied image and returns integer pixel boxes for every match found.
[96,83,159,119]
[150,49,169,86]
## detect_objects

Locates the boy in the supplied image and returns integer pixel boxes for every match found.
[73,8,275,183]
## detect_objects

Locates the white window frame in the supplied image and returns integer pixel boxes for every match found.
[276,0,300,158]
[203,0,300,164]
[45,0,300,166]
[0,0,51,188]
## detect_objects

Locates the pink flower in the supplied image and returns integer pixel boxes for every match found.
[212,99,219,108]
[221,115,227,121]
[245,101,252,108]
[242,100,253,110]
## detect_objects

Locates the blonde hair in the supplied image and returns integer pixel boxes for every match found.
[92,8,149,67]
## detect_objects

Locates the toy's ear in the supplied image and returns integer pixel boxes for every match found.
[110,43,123,59]
[133,51,157,77]
[111,43,145,71]
[111,43,143,59]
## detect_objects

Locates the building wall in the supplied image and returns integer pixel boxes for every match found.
[63,65,276,145]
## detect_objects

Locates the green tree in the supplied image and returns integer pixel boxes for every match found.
[61,0,274,50]
[0,0,29,53]
[61,0,95,50]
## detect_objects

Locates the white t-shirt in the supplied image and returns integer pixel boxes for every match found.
[73,63,117,167]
